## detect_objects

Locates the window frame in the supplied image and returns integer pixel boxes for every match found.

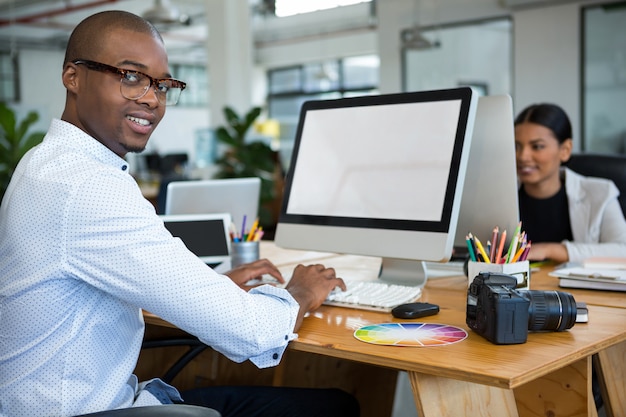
[0,51,20,103]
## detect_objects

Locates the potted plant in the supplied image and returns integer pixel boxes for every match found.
[214,106,282,231]
[0,102,45,201]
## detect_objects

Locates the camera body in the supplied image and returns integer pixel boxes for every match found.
[466,272,577,344]
[466,272,529,344]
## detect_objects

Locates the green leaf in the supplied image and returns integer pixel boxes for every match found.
[0,103,45,201]
[244,107,262,129]
[213,105,280,229]
[18,132,45,160]
[223,107,241,130]
[15,111,39,146]
[215,126,238,147]
[0,102,17,140]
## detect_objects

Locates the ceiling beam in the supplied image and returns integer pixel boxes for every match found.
[0,0,121,27]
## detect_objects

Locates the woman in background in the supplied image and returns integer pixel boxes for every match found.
[514,103,626,263]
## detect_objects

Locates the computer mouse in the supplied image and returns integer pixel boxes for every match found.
[391,302,439,319]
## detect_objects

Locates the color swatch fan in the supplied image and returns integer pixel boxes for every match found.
[354,323,467,347]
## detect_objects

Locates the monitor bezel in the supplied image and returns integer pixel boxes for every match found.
[278,87,477,237]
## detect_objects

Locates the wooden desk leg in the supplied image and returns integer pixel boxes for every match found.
[595,339,626,417]
[408,372,519,417]
[514,357,597,417]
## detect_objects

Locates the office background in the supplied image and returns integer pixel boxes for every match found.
[1,2,624,416]
[1,0,625,171]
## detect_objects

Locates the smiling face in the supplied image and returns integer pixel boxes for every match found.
[61,28,169,157]
[514,122,572,198]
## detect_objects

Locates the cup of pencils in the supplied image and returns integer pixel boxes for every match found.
[230,216,263,268]
[465,223,530,290]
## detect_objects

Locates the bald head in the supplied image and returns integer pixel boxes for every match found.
[64,10,163,66]
[60,10,170,157]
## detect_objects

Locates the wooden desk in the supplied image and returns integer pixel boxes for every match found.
[530,264,626,416]
[531,263,626,309]
[144,244,626,417]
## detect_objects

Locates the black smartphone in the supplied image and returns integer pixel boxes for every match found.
[391,302,440,319]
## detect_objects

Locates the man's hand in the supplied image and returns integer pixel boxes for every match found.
[285,264,347,331]
[225,260,346,331]
[224,258,285,289]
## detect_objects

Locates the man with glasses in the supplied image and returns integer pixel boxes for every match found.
[0,10,358,417]
[71,59,187,107]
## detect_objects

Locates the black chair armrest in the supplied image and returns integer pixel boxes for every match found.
[77,404,220,416]
[141,338,209,384]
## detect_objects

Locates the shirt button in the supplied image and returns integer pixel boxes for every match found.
[284,335,288,340]
[272,353,278,360]
[122,165,128,171]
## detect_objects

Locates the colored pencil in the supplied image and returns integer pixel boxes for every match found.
[489,226,499,262]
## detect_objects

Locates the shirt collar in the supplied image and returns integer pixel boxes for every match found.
[48,118,130,173]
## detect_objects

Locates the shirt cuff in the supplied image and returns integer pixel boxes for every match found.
[248,285,299,368]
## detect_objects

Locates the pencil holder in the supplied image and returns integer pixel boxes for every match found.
[467,260,530,290]
[230,241,260,268]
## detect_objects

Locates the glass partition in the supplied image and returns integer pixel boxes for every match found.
[582,2,626,154]
[402,18,512,97]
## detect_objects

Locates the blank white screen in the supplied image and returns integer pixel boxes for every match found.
[286,100,462,222]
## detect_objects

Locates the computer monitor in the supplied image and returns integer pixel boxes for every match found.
[453,94,519,253]
[275,87,479,286]
[165,177,261,227]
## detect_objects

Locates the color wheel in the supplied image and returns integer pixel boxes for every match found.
[354,323,468,347]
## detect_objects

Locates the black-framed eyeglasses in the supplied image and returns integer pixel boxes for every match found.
[72,59,187,106]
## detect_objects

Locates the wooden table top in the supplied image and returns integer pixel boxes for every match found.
[144,243,626,391]
[530,263,626,309]
[289,278,626,390]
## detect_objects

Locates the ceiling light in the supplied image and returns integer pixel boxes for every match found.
[401,27,440,50]
[142,0,190,27]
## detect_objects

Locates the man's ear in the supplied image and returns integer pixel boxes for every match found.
[62,63,79,93]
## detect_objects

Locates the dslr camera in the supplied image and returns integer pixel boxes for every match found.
[466,272,577,344]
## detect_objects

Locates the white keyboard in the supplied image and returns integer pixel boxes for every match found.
[324,280,422,312]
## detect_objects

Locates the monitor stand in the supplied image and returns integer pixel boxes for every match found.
[378,258,428,287]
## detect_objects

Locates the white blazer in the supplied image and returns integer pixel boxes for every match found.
[562,168,626,262]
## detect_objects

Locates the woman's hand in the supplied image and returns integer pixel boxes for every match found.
[527,242,569,263]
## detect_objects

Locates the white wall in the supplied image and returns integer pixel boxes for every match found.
[205,0,254,128]
[15,49,210,164]
[16,50,65,133]
[374,0,508,94]
[513,3,582,146]
[403,20,512,96]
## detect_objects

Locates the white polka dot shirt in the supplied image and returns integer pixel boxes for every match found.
[0,119,298,416]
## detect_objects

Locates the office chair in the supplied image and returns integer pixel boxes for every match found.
[78,404,220,416]
[141,337,209,384]
[566,153,626,214]
[72,339,214,417]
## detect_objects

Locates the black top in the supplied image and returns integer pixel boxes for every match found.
[519,184,573,243]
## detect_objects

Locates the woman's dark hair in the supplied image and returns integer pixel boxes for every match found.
[514,103,572,144]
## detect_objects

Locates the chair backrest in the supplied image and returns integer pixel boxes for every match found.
[566,153,626,214]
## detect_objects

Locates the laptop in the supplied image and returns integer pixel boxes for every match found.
[165,177,261,227]
[160,213,232,267]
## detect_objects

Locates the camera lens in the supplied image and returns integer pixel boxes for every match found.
[522,290,577,331]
